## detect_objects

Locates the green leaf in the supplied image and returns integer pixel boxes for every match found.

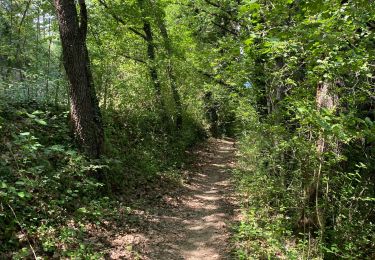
[77,207,89,214]
[17,191,26,198]
[32,110,44,115]
[244,38,254,46]
[0,182,7,189]
[35,119,47,126]
[49,145,65,152]
[296,107,307,113]
[26,112,36,119]
[365,117,373,127]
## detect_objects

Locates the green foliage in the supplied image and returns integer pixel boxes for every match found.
[0,103,106,257]
[0,97,204,257]
[230,0,375,258]
[102,107,204,190]
[1,0,210,256]
[1,0,375,258]
[233,103,374,258]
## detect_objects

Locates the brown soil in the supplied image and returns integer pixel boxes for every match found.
[90,138,238,259]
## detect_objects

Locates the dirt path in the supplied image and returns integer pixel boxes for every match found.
[148,138,237,260]
[94,139,238,259]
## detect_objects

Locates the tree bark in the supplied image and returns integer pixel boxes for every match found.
[54,0,104,158]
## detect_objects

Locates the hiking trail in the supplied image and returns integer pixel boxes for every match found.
[92,138,238,259]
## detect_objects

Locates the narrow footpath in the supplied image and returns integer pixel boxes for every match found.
[95,139,238,259]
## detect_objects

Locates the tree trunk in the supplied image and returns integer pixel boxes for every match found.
[156,13,183,130]
[142,19,166,113]
[315,82,338,228]
[299,81,339,233]
[136,0,168,122]
[54,0,104,158]
[46,17,52,100]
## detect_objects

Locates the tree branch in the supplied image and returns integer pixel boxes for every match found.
[178,1,238,22]
[198,69,235,90]
[203,0,237,21]
[18,0,32,35]
[122,54,146,64]
[171,1,241,33]
[204,0,220,9]
[211,20,238,36]
[98,0,146,40]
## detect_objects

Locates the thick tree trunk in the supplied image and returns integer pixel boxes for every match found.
[54,0,104,158]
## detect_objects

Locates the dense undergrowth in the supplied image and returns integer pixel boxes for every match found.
[0,100,204,258]
[232,98,375,259]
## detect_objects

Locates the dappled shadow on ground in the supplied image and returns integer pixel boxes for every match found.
[85,139,238,259]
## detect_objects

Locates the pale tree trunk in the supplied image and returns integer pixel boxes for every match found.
[315,81,339,226]
[300,81,339,233]
[315,82,334,229]
[54,0,104,158]
[46,17,52,100]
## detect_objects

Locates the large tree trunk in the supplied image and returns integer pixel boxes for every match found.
[54,0,104,158]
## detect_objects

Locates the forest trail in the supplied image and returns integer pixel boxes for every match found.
[101,139,238,259]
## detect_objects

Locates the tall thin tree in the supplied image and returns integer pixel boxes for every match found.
[54,0,104,158]
[155,7,183,129]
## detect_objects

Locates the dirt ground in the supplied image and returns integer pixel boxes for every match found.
[89,138,238,259]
